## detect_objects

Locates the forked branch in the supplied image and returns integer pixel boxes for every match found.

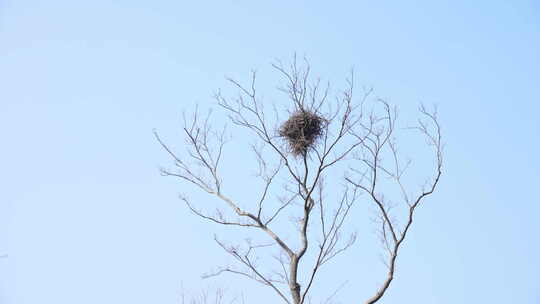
[346,103,443,304]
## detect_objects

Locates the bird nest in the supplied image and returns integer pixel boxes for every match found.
[279,110,326,156]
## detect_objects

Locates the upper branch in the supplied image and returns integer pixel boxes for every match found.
[345,102,443,304]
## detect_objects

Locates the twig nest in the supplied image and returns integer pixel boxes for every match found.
[279,110,326,156]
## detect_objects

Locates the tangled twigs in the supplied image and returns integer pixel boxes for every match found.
[279,110,326,156]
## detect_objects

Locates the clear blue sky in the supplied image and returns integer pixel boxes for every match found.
[1,1,539,303]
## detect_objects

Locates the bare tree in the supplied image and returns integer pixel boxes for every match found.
[156,56,443,304]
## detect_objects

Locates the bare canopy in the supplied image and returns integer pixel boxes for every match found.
[156,56,443,304]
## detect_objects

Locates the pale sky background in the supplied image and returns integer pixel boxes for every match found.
[1,1,540,303]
